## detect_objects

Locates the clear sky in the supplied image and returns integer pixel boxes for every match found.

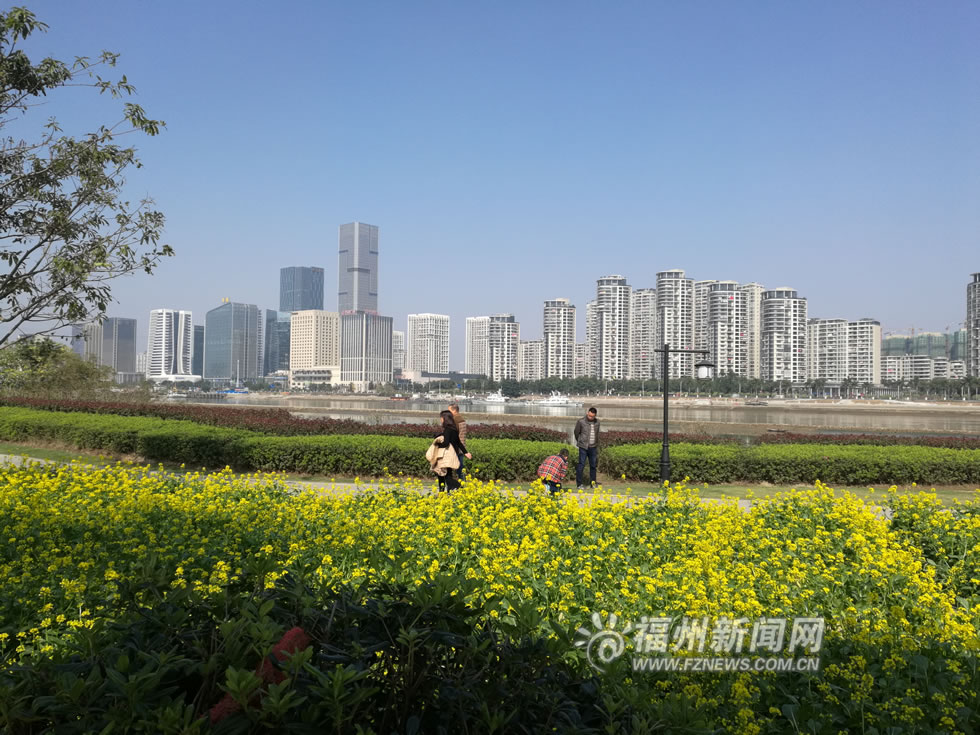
[23,1,980,369]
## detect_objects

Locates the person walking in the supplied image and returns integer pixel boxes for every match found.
[537,448,569,496]
[573,407,600,489]
[447,402,467,480]
[435,409,470,492]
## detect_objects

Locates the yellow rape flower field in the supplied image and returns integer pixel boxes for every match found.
[2,460,979,734]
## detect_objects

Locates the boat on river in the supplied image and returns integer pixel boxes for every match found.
[473,389,508,405]
[534,391,583,407]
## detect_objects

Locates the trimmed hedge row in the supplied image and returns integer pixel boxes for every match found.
[603,442,980,485]
[3,407,979,485]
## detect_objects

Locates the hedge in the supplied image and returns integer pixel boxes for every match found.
[603,442,980,486]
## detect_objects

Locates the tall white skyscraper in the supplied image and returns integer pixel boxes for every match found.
[807,318,848,383]
[465,316,491,376]
[338,222,379,313]
[969,273,980,378]
[739,283,764,379]
[693,279,718,353]
[656,270,695,378]
[518,339,544,381]
[392,330,405,374]
[573,342,590,378]
[488,314,519,382]
[595,275,631,380]
[761,287,807,384]
[147,309,196,381]
[847,319,881,386]
[406,313,450,374]
[340,312,392,390]
[289,310,340,370]
[543,298,575,379]
[707,281,746,376]
[585,300,598,378]
[630,288,657,380]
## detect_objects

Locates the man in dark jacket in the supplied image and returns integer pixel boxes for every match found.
[573,407,600,489]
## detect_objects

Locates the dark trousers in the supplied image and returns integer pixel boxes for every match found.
[456,452,465,480]
[576,447,598,487]
[438,468,461,492]
[544,480,562,496]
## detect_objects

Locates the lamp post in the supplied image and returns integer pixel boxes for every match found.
[654,343,714,483]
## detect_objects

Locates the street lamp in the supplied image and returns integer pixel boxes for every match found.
[654,343,715,483]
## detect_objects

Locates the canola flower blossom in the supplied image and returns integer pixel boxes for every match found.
[0,460,978,732]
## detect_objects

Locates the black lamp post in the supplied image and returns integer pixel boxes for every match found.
[654,343,715,483]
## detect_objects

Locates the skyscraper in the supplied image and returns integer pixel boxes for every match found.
[595,275,631,380]
[693,279,718,353]
[629,288,657,380]
[585,300,598,377]
[406,313,450,374]
[806,318,848,383]
[279,266,324,312]
[204,301,261,384]
[72,317,137,375]
[706,282,746,377]
[147,309,195,380]
[264,310,292,376]
[656,270,695,378]
[969,273,980,378]
[192,325,204,377]
[518,339,544,381]
[761,287,807,384]
[338,222,379,313]
[847,319,881,386]
[739,283,764,379]
[392,330,406,375]
[488,314,519,382]
[340,312,392,390]
[465,316,491,377]
[543,298,575,379]
[289,310,340,370]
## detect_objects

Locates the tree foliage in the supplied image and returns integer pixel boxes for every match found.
[0,6,171,347]
[0,337,114,398]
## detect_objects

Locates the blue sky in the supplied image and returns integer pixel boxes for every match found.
[23,1,980,369]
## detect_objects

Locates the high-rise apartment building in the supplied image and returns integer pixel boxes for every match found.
[518,339,544,382]
[573,343,590,378]
[392,330,405,374]
[739,283,764,379]
[968,273,980,377]
[630,288,657,380]
[338,222,379,313]
[406,313,450,374]
[761,287,807,383]
[264,310,292,376]
[595,275,631,380]
[340,312,392,390]
[585,300,598,378]
[707,282,746,377]
[192,325,204,377]
[147,309,195,381]
[847,319,881,385]
[806,318,848,383]
[656,270,695,378]
[693,279,718,353]
[543,298,575,379]
[136,351,147,375]
[289,310,340,371]
[204,301,262,384]
[280,266,324,312]
[488,314,519,382]
[464,316,491,377]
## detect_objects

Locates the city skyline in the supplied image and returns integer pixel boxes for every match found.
[30,4,979,368]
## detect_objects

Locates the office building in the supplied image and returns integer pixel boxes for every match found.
[147,309,196,381]
[968,273,980,377]
[656,270,695,378]
[192,326,204,377]
[71,317,137,375]
[71,321,102,363]
[519,339,544,382]
[204,301,262,384]
[630,288,657,380]
[761,287,807,383]
[543,298,576,379]
[280,266,324,312]
[338,222,379,313]
[264,310,292,376]
[707,281,746,377]
[464,316,491,377]
[488,314,519,382]
[594,275,631,380]
[289,310,340,388]
[406,313,450,374]
[739,283,764,379]
[392,330,405,375]
[340,311,392,390]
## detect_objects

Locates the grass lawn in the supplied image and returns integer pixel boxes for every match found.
[1,440,976,505]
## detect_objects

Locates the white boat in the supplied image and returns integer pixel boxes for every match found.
[473,389,508,404]
[534,391,583,407]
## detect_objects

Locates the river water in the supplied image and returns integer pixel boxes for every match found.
[192,395,980,437]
